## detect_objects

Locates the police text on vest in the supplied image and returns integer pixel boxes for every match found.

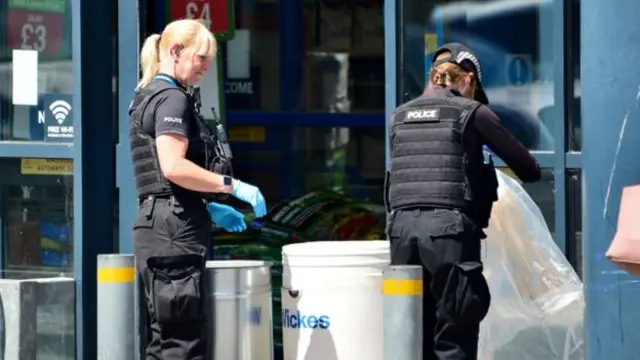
[405,109,440,122]
[164,116,182,123]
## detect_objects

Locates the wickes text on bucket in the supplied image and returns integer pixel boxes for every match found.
[281,309,330,330]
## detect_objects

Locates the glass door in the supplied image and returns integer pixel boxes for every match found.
[395,0,559,235]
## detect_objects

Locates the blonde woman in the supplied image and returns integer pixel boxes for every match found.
[129,19,266,359]
[385,43,540,360]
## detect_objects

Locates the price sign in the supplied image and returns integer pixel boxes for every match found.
[170,0,235,40]
[6,0,67,57]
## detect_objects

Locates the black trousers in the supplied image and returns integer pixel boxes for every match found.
[133,196,212,360]
[388,208,491,360]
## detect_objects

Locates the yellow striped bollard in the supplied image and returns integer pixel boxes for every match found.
[97,254,136,360]
[382,265,423,360]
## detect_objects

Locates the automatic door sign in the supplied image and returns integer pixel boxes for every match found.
[21,158,72,175]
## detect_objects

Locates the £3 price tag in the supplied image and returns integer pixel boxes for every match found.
[6,0,66,57]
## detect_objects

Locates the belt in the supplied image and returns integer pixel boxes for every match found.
[393,205,446,211]
[393,205,467,215]
[138,194,207,206]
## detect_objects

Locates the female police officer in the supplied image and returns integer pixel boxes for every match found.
[385,43,541,360]
[129,19,267,360]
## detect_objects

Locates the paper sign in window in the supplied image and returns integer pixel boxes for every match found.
[12,49,39,106]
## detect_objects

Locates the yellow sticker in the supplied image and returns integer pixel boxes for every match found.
[424,34,439,55]
[229,126,267,143]
[21,158,73,175]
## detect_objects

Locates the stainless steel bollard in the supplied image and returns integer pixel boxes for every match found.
[97,254,136,360]
[383,265,423,360]
[205,260,273,360]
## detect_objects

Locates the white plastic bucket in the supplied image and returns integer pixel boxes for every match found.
[281,240,390,360]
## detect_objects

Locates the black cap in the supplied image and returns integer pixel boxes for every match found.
[431,42,489,105]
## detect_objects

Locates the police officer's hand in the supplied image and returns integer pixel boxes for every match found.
[231,180,267,218]
[207,202,247,232]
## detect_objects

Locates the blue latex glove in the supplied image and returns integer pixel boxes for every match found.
[208,202,247,232]
[231,180,267,218]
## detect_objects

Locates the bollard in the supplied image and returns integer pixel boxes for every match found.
[97,254,136,360]
[0,277,75,359]
[0,279,37,359]
[383,265,423,360]
[205,260,273,360]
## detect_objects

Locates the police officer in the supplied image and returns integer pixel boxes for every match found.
[385,43,541,360]
[129,19,267,360]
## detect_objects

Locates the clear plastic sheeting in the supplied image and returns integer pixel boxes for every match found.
[479,170,585,360]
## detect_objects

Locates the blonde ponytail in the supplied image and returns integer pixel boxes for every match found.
[431,70,453,86]
[136,20,217,89]
[428,61,477,99]
[137,34,161,89]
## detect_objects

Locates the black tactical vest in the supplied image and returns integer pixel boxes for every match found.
[385,91,492,217]
[128,82,233,201]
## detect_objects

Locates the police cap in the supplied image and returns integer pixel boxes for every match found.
[432,43,489,105]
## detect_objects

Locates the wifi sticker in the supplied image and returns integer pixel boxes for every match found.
[49,100,72,124]
[42,94,74,142]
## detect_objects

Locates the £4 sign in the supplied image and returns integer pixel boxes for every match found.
[170,0,233,38]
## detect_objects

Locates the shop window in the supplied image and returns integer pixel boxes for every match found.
[222,0,385,113]
[0,157,75,356]
[302,0,384,113]
[219,0,386,225]
[398,0,559,150]
[0,158,73,278]
[0,0,74,142]
[222,0,280,111]
[231,125,385,205]
[568,0,581,151]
